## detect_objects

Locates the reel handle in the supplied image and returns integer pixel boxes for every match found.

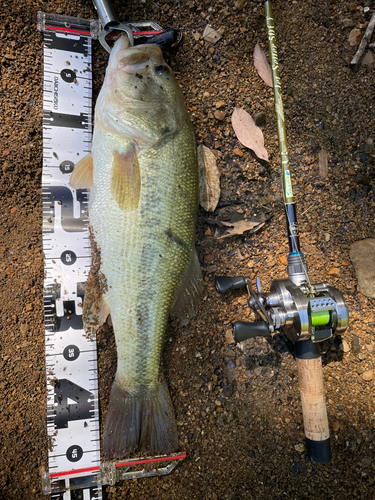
[215,276,247,294]
[233,321,270,342]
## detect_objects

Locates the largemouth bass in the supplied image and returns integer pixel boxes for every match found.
[70,36,201,459]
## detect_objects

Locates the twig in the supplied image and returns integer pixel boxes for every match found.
[243,242,252,256]
[300,204,314,217]
[351,12,375,66]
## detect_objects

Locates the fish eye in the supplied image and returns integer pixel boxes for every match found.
[155,65,168,75]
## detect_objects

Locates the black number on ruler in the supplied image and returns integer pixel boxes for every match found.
[63,344,80,361]
[60,68,76,83]
[54,379,94,429]
[43,186,88,233]
[61,250,77,266]
[66,445,84,462]
[59,160,74,174]
[45,283,85,332]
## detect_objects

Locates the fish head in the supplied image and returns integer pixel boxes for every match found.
[96,36,188,146]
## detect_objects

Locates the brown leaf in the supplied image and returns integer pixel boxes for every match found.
[253,43,273,87]
[202,25,222,44]
[217,219,264,239]
[231,107,269,162]
[197,145,221,212]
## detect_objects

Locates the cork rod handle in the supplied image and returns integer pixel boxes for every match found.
[295,340,331,463]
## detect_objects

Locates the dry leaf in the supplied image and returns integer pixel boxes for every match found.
[202,25,222,44]
[231,107,269,162]
[197,145,221,212]
[209,219,264,239]
[318,149,328,178]
[253,43,273,87]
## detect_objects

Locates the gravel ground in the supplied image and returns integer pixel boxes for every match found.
[1,0,375,499]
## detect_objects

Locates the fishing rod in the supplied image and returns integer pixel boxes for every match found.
[215,0,349,464]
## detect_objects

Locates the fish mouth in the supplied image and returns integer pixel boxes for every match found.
[114,38,165,75]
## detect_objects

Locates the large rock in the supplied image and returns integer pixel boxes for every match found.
[350,239,375,298]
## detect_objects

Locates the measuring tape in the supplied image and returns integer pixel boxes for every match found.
[38,12,102,499]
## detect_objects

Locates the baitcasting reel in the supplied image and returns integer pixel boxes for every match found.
[216,253,349,345]
[216,252,349,464]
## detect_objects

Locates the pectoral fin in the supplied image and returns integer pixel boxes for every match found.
[69,154,94,189]
[111,146,141,211]
[170,248,204,323]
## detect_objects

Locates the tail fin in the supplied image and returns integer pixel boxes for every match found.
[103,377,178,459]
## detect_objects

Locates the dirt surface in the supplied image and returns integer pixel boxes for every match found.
[1,0,375,499]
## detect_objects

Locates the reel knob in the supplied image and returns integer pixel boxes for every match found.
[215,276,247,294]
[233,321,271,342]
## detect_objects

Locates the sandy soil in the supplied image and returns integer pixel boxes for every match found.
[1,0,375,499]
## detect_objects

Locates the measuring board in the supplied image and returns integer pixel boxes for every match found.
[38,12,187,498]
[38,12,102,499]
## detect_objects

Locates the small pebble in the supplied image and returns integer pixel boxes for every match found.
[328,267,340,277]
[362,458,371,467]
[348,28,362,46]
[332,421,340,432]
[233,147,243,157]
[280,255,288,266]
[225,329,235,344]
[352,335,360,354]
[258,165,266,176]
[214,110,225,121]
[294,443,305,453]
[362,370,373,381]
[215,101,226,109]
[254,112,266,126]
[339,339,350,352]
[290,462,302,475]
